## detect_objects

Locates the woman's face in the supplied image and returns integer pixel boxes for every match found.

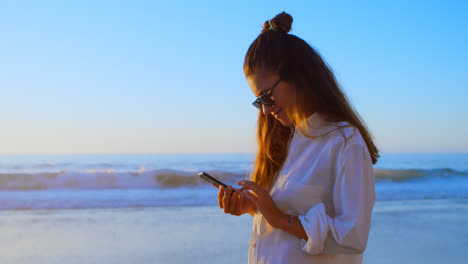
[247,71,296,127]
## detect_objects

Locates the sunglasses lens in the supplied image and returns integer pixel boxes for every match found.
[252,93,275,109]
[252,101,262,109]
[252,100,274,109]
[259,96,274,106]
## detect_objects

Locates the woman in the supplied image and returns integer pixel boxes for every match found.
[216,11,379,264]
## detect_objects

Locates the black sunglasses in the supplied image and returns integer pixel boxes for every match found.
[252,79,281,109]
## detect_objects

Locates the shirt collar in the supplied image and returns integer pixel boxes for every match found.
[295,112,347,137]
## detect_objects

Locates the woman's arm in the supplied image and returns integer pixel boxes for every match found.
[296,143,376,255]
[239,147,375,255]
[274,213,308,240]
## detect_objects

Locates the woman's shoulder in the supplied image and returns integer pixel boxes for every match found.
[327,121,373,168]
[327,121,366,148]
[297,118,367,152]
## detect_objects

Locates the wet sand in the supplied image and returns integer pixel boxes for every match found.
[0,199,467,263]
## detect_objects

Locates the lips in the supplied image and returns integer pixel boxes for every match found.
[273,110,282,118]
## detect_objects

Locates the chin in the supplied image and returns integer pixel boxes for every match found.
[277,118,291,127]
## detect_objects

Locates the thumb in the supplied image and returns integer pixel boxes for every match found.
[243,191,259,205]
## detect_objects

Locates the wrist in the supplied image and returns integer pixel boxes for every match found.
[275,212,289,230]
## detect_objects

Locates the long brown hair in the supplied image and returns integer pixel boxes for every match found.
[244,12,380,191]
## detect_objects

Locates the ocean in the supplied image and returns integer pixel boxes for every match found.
[1,153,468,264]
[0,153,467,210]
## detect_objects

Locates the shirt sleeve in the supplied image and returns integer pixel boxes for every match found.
[297,143,376,255]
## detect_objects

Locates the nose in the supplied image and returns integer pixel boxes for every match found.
[262,104,275,115]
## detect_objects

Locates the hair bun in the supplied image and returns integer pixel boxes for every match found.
[262,11,293,34]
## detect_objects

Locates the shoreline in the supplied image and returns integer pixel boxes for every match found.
[0,199,467,263]
[0,197,466,213]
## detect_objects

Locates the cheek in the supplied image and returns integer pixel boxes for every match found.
[276,90,295,110]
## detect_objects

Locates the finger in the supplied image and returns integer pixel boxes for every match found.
[237,180,258,190]
[238,180,266,197]
[243,190,259,205]
[218,185,224,209]
[211,183,219,189]
[229,191,238,215]
[223,185,233,214]
[237,192,245,215]
[244,192,258,212]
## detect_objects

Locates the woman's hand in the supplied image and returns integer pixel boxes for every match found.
[237,180,284,229]
[212,184,257,216]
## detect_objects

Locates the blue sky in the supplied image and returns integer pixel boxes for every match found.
[0,0,467,154]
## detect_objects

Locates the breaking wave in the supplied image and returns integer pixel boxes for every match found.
[0,168,466,190]
[0,169,248,190]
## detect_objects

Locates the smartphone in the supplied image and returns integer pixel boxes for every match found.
[198,172,228,188]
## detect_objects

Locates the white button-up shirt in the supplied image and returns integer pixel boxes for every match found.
[248,112,376,264]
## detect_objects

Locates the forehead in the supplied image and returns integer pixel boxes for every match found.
[246,72,280,97]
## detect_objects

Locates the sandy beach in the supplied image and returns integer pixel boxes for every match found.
[0,199,467,264]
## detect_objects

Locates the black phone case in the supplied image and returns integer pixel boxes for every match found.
[198,172,227,188]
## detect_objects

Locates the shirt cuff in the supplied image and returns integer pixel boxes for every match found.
[298,202,329,255]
